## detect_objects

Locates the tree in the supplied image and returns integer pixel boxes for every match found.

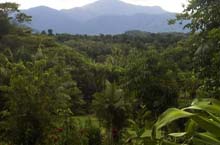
[41,30,47,35]
[170,0,220,98]
[125,49,179,117]
[0,59,77,145]
[0,2,31,23]
[93,81,129,144]
[48,29,54,36]
[0,2,31,37]
[0,12,11,37]
[151,4,220,139]
[170,0,220,33]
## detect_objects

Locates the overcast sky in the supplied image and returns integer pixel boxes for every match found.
[0,0,188,12]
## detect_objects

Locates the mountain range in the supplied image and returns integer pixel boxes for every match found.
[23,0,185,34]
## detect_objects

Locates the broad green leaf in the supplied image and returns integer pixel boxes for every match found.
[208,113,220,123]
[195,132,220,145]
[127,119,136,125]
[185,119,197,135]
[191,115,220,137]
[153,99,220,144]
[190,98,220,115]
[185,105,220,123]
[169,132,187,137]
[154,108,194,130]
[192,137,213,145]
[140,130,151,138]
[152,108,194,139]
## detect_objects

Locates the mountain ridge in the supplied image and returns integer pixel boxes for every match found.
[60,0,167,22]
[23,0,185,34]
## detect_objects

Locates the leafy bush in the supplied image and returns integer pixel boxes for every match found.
[152,98,220,145]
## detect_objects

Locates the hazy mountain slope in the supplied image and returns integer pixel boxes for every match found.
[23,6,82,33]
[23,0,185,34]
[81,13,183,34]
[61,0,167,22]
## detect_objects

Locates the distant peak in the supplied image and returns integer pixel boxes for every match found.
[26,5,57,11]
[31,5,52,9]
[100,0,120,1]
[95,0,123,4]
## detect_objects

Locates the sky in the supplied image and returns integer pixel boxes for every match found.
[0,0,188,12]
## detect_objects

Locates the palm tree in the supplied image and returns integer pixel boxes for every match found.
[93,81,129,145]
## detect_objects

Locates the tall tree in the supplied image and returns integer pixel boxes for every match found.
[0,2,31,37]
[93,81,129,144]
[171,0,220,33]
[171,0,220,98]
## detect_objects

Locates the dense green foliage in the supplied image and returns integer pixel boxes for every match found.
[0,0,220,144]
[154,0,220,144]
[152,98,220,145]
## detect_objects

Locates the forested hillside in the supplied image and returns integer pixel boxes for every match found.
[0,1,220,145]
